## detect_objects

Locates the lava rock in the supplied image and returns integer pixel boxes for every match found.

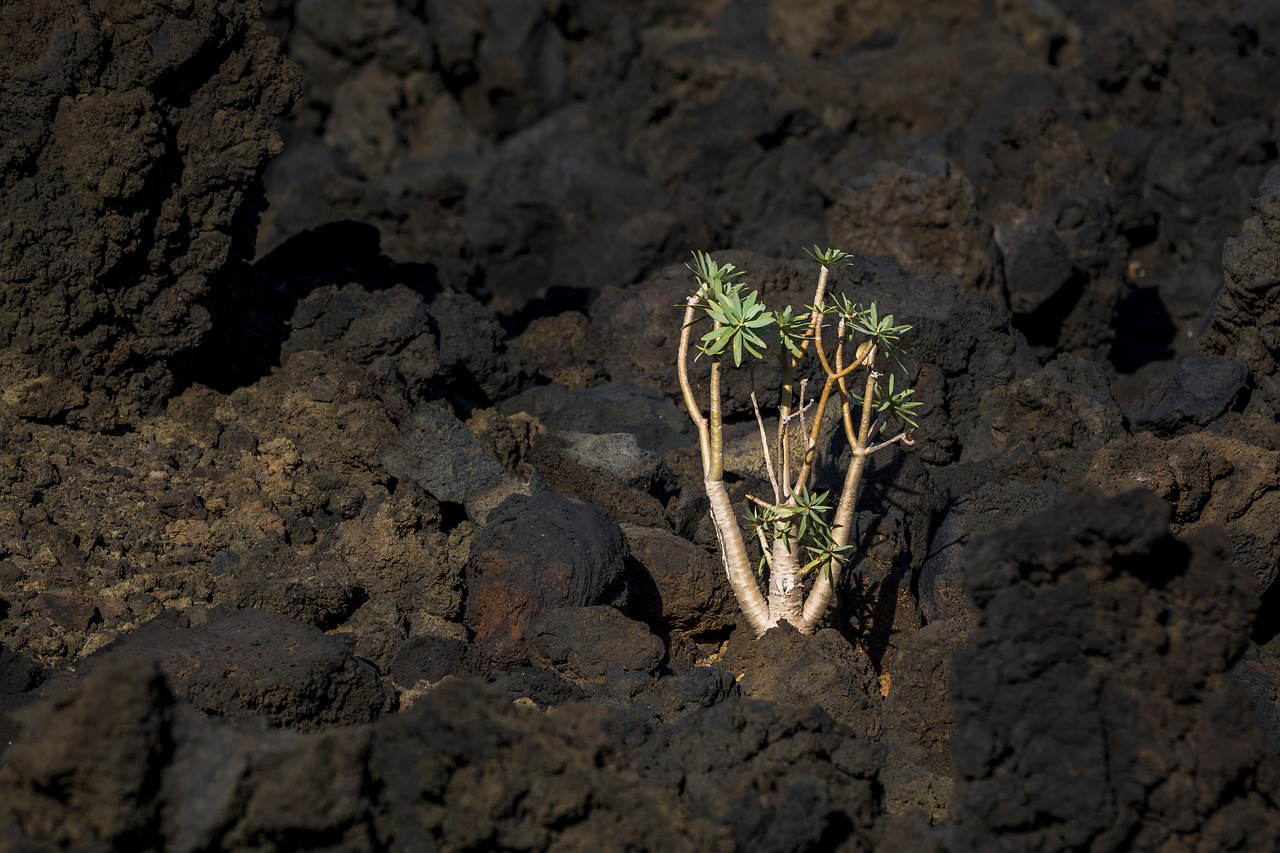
[946,488,1280,851]
[829,151,997,295]
[1126,353,1248,434]
[0,659,174,848]
[721,623,882,741]
[622,523,739,638]
[379,398,513,516]
[918,479,1065,630]
[1198,165,1280,449]
[635,696,886,853]
[81,607,391,730]
[960,353,1127,482]
[0,0,300,428]
[1087,431,1280,595]
[527,605,665,680]
[463,492,629,667]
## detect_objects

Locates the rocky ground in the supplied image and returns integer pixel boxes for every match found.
[1,0,1279,849]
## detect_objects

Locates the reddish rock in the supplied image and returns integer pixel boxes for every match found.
[464,493,628,668]
[32,591,99,631]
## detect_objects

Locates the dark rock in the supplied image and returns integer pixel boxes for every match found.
[528,605,665,680]
[1199,165,1280,449]
[391,633,471,686]
[275,258,532,406]
[196,720,373,852]
[0,659,173,849]
[1232,637,1280,756]
[960,73,1126,360]
[1087,432,1280,594]
[961,353,1127,483]
[635,697,885,853]
[829,152,996,295]
[526,429,670,527]
[1126,353,1248,434]
[83,607,391,730]
[993,215,1074,315]
[372,678,730,851]
[0,643,45,760]
[488,666,586,708]
[0,0,300,428]
[918,479,1065,630]
[463,492,629,667]
[622,523,739,638]
[379,398,511,514]
[461,104,689,306]
[509,311,607,387]
[30,590,98,631]
[500,380,692,456]
[634,664,740,725]
[879,619,970,821]
[721,623,882,741]
[946,488,1280,851]
[211,553,363,630]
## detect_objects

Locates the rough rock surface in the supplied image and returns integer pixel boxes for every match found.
[721,623,883,741]
[622,522,739,638]
[947,488,1280,851]
[2,0,1280,849]
[527,605,666,680]
[76,606,392,729]
[1087,431,1280,595]
[1199,165,1280,449]
[0,0,300,428]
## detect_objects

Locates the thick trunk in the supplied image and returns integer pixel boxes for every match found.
[767,534,807,631]
[705,477,771,635]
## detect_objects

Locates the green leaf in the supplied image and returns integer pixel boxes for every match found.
[803,245,855,267]
[873,374,923,430]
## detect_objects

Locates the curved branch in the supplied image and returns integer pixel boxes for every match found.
[677,298,712,473]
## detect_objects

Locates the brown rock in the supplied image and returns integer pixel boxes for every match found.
[622,523,738,638]
[464,493,628,668]
[32,591,99,631]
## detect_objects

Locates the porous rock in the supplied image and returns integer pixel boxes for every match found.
[0,0,300,428]
[80,607,391,730]
[721,623,883,741]
[634,696,886,853]
[1126,352,1249,434]
[1198,165,1280,449]
[0,659,173,849]
[946,488,1280,851]
[527,605,665,680]
[1086,431,1280,594]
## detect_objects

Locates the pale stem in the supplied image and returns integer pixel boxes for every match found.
[751,391,781,503]
[767,531,805,628]
[706,477,771,634]
[799,446,866,628]
[677,297,711,468]
[708,356,724,481]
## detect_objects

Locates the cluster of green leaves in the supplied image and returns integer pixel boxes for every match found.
[687,251,770,366]
[772,304,809,359]
[803,245,855,267]
[746,485,855,579]
[874,374,923,431]
[687,251,821,367]
[823,296,912,361]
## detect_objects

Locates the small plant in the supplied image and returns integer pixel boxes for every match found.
[677,247,920,636]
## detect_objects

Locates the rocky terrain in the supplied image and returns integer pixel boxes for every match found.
[1,0,1278,849]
